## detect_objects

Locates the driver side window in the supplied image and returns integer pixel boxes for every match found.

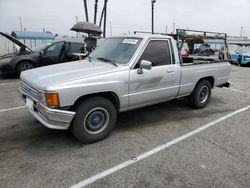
[136,40,172,68]
[46,42,64,55]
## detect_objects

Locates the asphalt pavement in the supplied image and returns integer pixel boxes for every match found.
[0,65,249,188]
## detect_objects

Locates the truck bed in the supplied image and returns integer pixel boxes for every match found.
[178,61,231,97]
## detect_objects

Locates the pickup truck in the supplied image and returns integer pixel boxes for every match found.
[19,34,231,144]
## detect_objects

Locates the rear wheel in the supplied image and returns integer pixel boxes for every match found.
[189,80,212,109]
[71,97,117,144]
[17,61,34,76]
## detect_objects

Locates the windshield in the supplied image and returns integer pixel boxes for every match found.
[229,45,240,51]
[241,47,250,53]
[89,37,142,65]
[32,43,51,53]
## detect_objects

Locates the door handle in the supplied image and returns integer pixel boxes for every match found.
[167,70,174,73]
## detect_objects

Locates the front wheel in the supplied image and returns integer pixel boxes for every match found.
[70,97,117,144]
[17,61,34,76]
[189,80,212,109]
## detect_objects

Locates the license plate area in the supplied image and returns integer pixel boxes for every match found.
[26,97,34,110]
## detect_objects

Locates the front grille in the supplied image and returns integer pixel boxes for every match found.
[20,81,41,101]
[244,56,250,62]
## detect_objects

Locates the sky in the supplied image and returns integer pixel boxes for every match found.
[0,0,249,37]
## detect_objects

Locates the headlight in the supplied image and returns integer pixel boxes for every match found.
[0,57,12,64]
[44,92,60,108]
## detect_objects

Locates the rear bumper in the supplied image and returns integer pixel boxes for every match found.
[18,87,75,130]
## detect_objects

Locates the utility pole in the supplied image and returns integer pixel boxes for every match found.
[165,25,168,34]
[83,0,89,22]
[240,26,243,38]
[173,22,176,34]
[75,16,79,37]
[94,0,98,24]
[19,16,23,31]
[151,0,156,34]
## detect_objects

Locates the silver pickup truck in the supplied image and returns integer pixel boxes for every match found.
[19,34,231,143]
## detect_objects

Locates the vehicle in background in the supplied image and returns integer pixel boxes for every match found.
[237,47,250,66]
[180,49,189,57]
[193,44,215,56]
[219,44,241,63]
[19,33,231,144]
[0,32,85,76]
[0,32,33,73]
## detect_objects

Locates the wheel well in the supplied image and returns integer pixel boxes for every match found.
[16,60,35,73]
[197,76,214,88]
[72,92,120,111]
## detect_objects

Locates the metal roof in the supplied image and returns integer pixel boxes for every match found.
[11,31,55,40]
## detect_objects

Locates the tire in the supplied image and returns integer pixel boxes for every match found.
[189,80,212,109]
[70,97,117,144]
[17,61,35,76]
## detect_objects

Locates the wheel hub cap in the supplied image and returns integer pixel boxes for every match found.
[83,107,110,135]
[199,86,209,103]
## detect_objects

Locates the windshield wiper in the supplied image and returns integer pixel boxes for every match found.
[97,57,118,67]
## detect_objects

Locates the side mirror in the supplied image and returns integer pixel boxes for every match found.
[137,60,152,74]
[40,50,45,56]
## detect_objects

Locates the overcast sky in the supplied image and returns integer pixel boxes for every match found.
[0,0,249,37]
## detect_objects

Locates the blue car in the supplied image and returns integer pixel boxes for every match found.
[219,45,240,62]
[227,45,241,63]
[237,48,250,66]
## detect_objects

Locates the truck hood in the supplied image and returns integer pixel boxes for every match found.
[20,60,123,90]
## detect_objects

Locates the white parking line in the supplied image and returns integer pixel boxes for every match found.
[0,82,19,86]
[0,106,25,113]
[70,105,250,188]
[224,87,250,94]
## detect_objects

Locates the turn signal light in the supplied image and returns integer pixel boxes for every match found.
[45,92,59,107]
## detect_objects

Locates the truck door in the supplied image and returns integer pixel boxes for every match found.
[129,39,181,107]
[40,41,65,66]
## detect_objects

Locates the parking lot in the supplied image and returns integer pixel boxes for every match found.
[0,65,249,188]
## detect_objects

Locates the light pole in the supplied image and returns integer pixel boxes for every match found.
[151,0,156,34]
[173,22,176,34]
[240,26,243,38]
[19,16,23,31]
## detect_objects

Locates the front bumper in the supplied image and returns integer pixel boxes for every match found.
[0,63,15,75]
[19,87,75,130]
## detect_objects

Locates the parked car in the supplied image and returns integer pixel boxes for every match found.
[218,44,241,62]
[19,35,231,144]
[0,32,85,76]
[180,49,189,57]
[237,47,250,66]
[0,32,33,73]
[194,44,215,56]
